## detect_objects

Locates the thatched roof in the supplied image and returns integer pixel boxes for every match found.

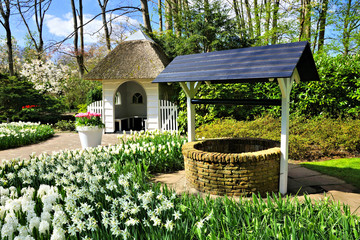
[85,40,170,80]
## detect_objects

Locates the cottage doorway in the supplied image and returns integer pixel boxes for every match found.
[114,81,147,132]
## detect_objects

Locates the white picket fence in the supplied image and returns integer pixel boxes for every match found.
[87,100,103,122]
[86,100,178,131]
[159,100,178,132]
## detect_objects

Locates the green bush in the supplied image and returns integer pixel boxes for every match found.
[54,120,76,132]
[0,122,54,150]
[0,74,65,124]
[196,115,360,161]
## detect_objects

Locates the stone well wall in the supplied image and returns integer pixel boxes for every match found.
[182,138,281,196]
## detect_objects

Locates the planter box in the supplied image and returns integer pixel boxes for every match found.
[76,126,103,149]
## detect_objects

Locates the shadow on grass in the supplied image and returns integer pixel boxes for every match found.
[301,164,360,190]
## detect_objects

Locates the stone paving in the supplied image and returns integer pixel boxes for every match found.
[0,132,121,163]
[1,133,359,216]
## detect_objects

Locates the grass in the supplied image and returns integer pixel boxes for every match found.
[301,158,360,189]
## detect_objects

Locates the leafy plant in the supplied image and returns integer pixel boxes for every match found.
[54,120,76,132]
[0,122,54,150]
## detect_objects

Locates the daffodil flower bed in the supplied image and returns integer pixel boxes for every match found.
[0,122,54,150]
[0,131,359,239]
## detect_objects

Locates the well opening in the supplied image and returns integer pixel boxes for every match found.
[182,138,281,196]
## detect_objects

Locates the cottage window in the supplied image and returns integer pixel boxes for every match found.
[115,92,121,105]
[132,93,143,104]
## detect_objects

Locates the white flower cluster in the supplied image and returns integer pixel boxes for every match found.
[20,59,70,94]
[0,131,186,239]
[0,122,40,139]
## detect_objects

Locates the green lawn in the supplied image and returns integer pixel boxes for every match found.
[301,158,360,189]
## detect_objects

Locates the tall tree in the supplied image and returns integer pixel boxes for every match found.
[165,0,173,31]
[140,0,152,33]
[97,0,111,51]
[317,0,329,52]
[158,0,163,31]
[16,0,51,60]
[70,0,85,78]
[337,0,360,55]
[299,0,312,41]
[271,0,280,44]
[244,0,253,38]
[254,0,261,38]
[0,0,14,75]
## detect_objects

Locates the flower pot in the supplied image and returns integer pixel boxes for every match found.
[76,126,103,149]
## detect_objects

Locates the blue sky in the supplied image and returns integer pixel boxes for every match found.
[0,0,156,48]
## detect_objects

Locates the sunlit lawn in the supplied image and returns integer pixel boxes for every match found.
[301,158,360,189]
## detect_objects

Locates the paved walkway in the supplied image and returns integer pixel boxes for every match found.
[0,132,121,162]
[1,133,359,215]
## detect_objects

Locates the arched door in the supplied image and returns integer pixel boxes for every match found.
[114,81,147,131]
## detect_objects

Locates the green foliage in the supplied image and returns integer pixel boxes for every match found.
[54,120,76,132]
[62,77,101,110]
[86,84,102,105]
[77,104,87,113]
[151,0,253,59]
[302,158,360,188]
[0,74,65,124]
[196,115,360,160]
[0,122,54,150]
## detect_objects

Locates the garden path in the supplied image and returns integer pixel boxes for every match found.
[1,133,359,216]
[0,132,121,163]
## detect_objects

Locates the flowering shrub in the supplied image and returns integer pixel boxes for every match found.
[0,131,359,239]
[20,59,71,94]
[75,112,105,129]
[0,122,54,150]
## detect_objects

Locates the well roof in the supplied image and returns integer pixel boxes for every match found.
[85,40,170,80]
[153,41,319,84]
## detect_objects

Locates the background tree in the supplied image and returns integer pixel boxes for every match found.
[140,0,152,33]
[70,0,85,78]
[16,0,52,60]
[0,0,15,75]
[97,0,111,51]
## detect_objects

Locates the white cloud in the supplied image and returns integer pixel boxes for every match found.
[44,13,140,44]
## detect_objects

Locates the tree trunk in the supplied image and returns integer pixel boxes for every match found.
[342,0,352,56]
[79,0,85,78]
[304,0,311,40]
[254,0,261,38]
[173,0,181,36]
[0,0,14,75]
[317,0,328,52]
[271,0,280,44]
[233,0,242,31]
[140,0,152,33]
[5,19,14,76]
[98,0,111,51]
[165,0,173,31]
[264,0,271,44]
[71,0,84,79]
[244,0,253,38]
[158,0,163,32]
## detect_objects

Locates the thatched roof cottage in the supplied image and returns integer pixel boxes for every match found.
[85,33,176,133]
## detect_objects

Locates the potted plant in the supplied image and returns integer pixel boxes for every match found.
[75,112,105,149]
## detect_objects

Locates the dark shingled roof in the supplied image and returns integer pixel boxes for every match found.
[85,40,170,80]
[153,41,319,83]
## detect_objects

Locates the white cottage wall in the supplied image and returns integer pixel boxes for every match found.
[103,79,160,132]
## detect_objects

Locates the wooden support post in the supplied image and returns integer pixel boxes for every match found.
[179,81,200,142]
[277,78,293,194]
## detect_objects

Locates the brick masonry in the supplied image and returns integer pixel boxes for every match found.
[182,138,281,196]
